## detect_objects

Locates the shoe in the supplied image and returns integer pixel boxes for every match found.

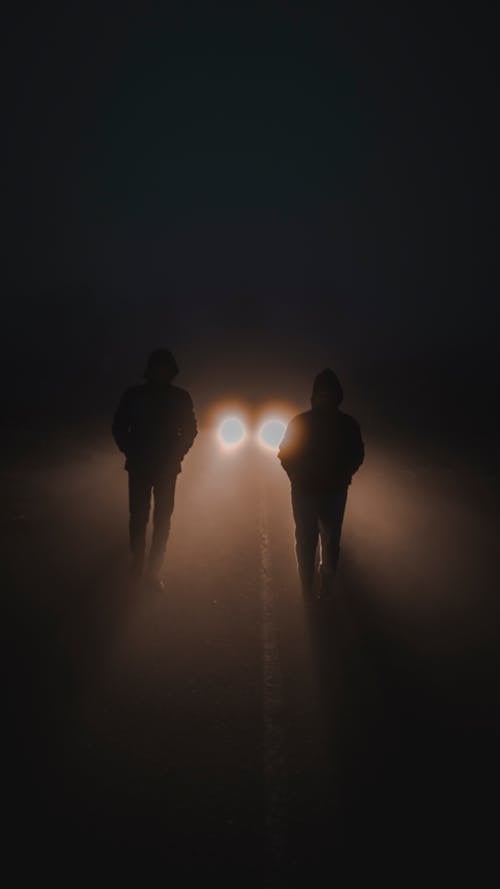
[145,572,165,592]
[299,572,316,600]
[129,554,144,582]
[318,569,335,600]
[301,583,314,600]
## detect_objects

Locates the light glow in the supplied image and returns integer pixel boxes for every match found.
[217,416,247,449]
[258,418,287,451]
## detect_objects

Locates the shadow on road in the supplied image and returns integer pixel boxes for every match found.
[293,553,500,880]
[3,441,500,883]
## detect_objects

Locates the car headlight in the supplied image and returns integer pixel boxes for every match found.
[257,418,287,451]
[217,416,247,449]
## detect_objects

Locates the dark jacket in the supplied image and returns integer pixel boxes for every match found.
[278,408,364,493]
[112,382,197,477]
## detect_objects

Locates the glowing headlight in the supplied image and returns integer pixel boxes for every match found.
[258,418,287,451]
[217,416,247,448]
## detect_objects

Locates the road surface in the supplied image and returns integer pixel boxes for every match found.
[2,428,499,883]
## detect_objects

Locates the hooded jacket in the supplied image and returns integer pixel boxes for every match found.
[278,406,364,493]
[112,381,197,477]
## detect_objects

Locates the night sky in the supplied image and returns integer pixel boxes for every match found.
[2,2,498,432]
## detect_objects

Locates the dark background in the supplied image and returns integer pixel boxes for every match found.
[2,0,498,457]
[2,4,499,882]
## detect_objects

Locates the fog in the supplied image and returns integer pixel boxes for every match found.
[2,0,498,879]
[3,411,498,879]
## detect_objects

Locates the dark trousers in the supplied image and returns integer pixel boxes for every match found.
[128,471,177,574]
[291,485,348,591]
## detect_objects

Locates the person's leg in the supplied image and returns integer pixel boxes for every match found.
[148,472,177,579]
[318,487,348,596]
[128,473,152,578]
[291,486,320,596]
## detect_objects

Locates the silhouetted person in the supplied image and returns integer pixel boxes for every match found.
[278,369,364,598]
[112,349,197,588]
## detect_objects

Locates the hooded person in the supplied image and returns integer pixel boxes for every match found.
[278,369,364,598]
[112,348,197,588]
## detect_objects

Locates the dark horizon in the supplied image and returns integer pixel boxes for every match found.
[2,2,498,432]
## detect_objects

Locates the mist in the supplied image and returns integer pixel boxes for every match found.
[2,0,499,881]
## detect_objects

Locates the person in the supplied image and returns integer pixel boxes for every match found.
[112,348,197,588]
[278,369,364,599]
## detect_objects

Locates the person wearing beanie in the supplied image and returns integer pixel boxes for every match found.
[112,348,197,589]
[278,368,364,598]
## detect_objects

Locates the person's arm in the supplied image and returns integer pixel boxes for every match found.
[112,389,132,455]
[346,418,365,476]
[278,417,305,479]
[175,392,198,460]
[278,419,294,474]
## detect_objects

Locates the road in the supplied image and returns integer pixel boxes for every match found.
[2,428,499,883]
